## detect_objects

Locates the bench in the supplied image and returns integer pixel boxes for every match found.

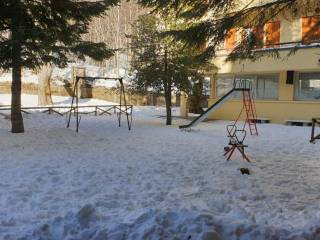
[255,117,270,124]
[285,119,312,127]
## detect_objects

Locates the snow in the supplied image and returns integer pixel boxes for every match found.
[0,69,38,84]
[0,64,134,89]
[1,94,320,239]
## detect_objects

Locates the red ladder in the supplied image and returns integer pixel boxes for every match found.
[242,90,258,136]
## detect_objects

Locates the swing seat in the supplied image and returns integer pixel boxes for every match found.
[225,125,251,162]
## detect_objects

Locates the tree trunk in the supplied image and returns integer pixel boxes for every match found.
[189,96,204,114]
[164,42,172,125]
[11,31,24,133]
[189,80,204,114]
[38,64,53,106]
[164,84,172,125]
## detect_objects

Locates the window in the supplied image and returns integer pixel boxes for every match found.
[252,26,264,48]
[216,74,279,99]
[242,26,264,49]
[265,21,280,47]
[225,28,237,49]
[256,74,279,99]
[295,72,320,100]
[225,22,281,50]
[216,75,234,97]
[235,75,257,98]
[302,16,320,44]
[202,77,211,96]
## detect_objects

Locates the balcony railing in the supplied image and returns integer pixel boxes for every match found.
[216,40,320,56]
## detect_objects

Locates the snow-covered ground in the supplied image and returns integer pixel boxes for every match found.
[1,95,320,240]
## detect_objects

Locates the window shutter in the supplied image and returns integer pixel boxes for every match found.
[265,21,280,47]
[302,16,320,44]
[225,28,237,50]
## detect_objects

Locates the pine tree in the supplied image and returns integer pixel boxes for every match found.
[137,0,320,60]
[0,0,119,133]
[130,14,210,125]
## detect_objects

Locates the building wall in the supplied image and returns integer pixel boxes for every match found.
[213,49,320,74]
[207,12,320,124]
[208,78,320,124]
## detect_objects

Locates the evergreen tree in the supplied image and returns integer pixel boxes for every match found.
[130,14,210,125]
[137,0,320,60]
[0,0,119,133]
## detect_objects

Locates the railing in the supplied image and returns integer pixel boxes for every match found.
[233,79,253,91]
[0,104,134,131]
[217,40,320,56]
[0,104,133,116]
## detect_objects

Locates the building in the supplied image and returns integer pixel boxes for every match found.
[182,0,320,124]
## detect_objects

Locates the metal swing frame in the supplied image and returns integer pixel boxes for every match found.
[67,76,133,132]
[310,118,320,143]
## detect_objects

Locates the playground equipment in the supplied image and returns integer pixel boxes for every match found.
[223,80,258,162]
[179,80,258,136]
[310,118,320,143]
[67,76,132,132]
[179,79,258,162]
[224,125,251,162]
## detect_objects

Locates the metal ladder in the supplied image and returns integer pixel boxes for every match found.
[242,90,258,136]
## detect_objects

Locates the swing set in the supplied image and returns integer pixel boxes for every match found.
[67,76,133,132]
[224,80,258,162]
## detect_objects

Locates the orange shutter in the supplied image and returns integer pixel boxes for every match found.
[302,16,320,44]
[225,28,237,50]
[265,21,280,47]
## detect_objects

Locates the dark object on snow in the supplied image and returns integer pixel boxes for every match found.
[240,168,250,175]
[224,146,230,152]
